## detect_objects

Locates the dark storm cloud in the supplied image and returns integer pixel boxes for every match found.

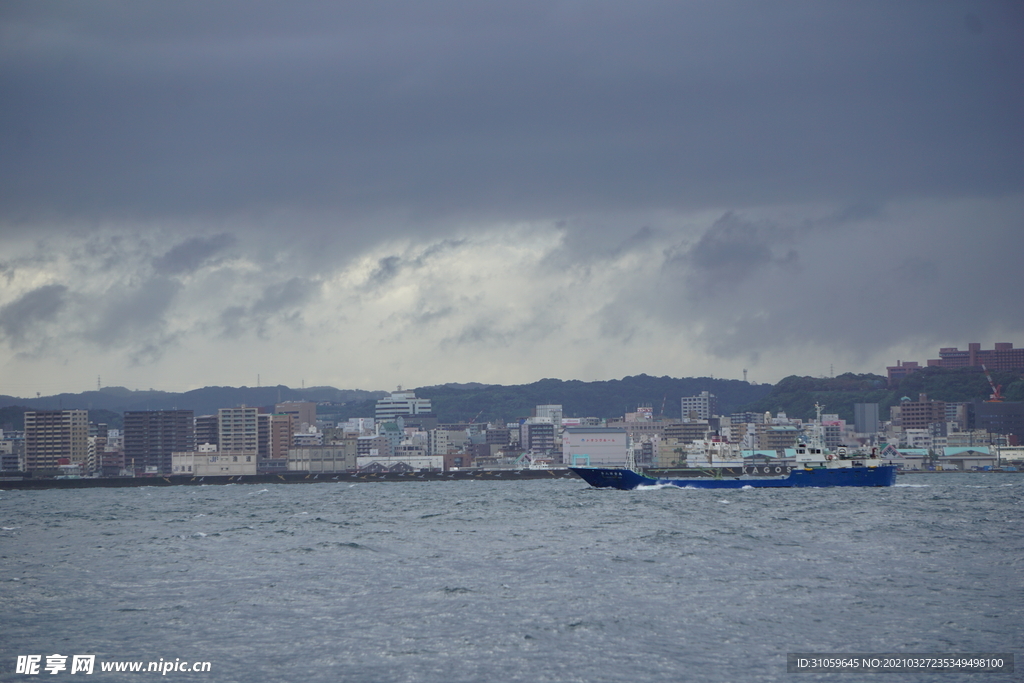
[83,276,182,347]
[362,239,467,292]
[663,212,799,299]
[153,233,236,276]
[0,284,68,346]
[218,277,318,338]
[364,256,403,292]
[252,277,315,318]
[1,1,1021,231]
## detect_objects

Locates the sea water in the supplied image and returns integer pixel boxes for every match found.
[1,474,1020,682]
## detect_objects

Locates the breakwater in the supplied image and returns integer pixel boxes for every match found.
[0,468,578,490]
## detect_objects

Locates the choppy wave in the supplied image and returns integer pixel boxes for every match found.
[1,473,1019,683]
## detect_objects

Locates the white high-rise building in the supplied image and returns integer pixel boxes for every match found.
[375,388,432,422]
[681,391,717,422]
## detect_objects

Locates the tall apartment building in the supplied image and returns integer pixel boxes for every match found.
[217,407,269,458]
[681,391,717,421]
[854,403,880,435]
[520,420,556,454]
[269,413,295,460]
[24,410,88,472]
[123,410,194,475]
[194,415,219,449]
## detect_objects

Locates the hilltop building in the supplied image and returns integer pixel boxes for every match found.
[929,342,1024,372]
[888,342,1024,383]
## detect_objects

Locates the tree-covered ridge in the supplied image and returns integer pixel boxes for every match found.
[417,375,773,423]
[1,367,1019,429]
[739,368,1024,422]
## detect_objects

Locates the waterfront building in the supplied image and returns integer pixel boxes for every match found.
[269,413,294,459]
[194,414,219,449]
[520,419,556,454]
[217,407,267,456]
[171,450,257,476]
[357,434,393,459]
[287,445,357,473]
[24,410,89,473]
[356,453,443,473]
[0,430,25,472]
[429,428,469,456]
[123,410,194,475]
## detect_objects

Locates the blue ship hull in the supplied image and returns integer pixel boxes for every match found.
[570,465,897,490]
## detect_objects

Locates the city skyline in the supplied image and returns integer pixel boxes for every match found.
[2,2,1022,398]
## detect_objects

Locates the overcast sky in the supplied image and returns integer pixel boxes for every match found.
[1,1,1022,398]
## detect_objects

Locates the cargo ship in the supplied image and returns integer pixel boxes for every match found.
[571,404,897,490]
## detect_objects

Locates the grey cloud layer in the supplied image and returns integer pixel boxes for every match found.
[2,2,1021,227]
[0,2,1021,393]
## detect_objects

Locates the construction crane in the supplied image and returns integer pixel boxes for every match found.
[982,365,1004,402]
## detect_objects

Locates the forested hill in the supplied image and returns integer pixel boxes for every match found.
[743,367,1024,422]
[415,375,773,423]
[1,367,1020,430]
[0,385,385,430]
[0,375,771,427]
